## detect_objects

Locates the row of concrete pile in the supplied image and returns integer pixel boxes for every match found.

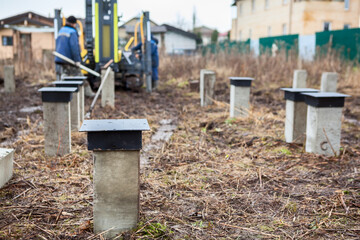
[36,72,150,238]
[282,71,349,156]
[0,67,350,237]
[198,69,350,157]
[0,67,150,237]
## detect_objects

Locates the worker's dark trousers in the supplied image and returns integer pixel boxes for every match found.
[55,63,82,80]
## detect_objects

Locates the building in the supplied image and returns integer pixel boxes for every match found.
[218,31,230,42]
[231,0,360,41]
[160,24,197,54]
[0,12,54,62]
[194,26,215,45]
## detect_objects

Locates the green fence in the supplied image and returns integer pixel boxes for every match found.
[202,39,250,55]
[316,28,360,61]
[259,34,299,55]
[201,28,360,62]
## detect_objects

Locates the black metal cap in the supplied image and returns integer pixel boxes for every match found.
[52,81,84,92]
[80,119,150,151]
[38,87,76,103]
[229,77,254,87]
[302,92,350,108]
[62,76,87,82]
[280,88,319,102]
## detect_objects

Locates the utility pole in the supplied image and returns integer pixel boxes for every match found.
[289,0,293,34]
[192,6,197,32]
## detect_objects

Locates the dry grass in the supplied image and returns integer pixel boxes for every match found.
[0,52,359,239]
[159,51,360,96]
[0,50,55,84]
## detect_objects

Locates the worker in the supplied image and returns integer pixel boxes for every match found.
[131,36,159,89]
[55,16,94,96]
[151,37,159,89]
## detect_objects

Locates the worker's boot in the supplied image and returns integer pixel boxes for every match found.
[84,81,95,97]
[152,80,158,90]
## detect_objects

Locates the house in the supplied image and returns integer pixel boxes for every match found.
[218,31,229,42]
[0,12,54,62]
[194,26,214,45]
[160,24,197,54]
[124,23,197,55]
[230,0,360,41]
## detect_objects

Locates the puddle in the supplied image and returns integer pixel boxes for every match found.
[140,119,177,166]
[345,117,360,126]
[19,106,42,113]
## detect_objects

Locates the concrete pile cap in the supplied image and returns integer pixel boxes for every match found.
[280,88,319,102]
[229,77,254,87]
[0,148,14,157]
[52,81,84,92]
[302,92,351,108]
[80,119,150,151]
[201,70,215,74]
[39,87,77,103]
[80,119,150,132]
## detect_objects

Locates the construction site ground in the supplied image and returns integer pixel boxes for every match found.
[0,55,360,239]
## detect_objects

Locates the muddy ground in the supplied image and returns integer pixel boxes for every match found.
[0,72,359,239]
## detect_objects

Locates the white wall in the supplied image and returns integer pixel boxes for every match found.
[250,39,259,56]
[164,31,196,54]
[299,34,315,61]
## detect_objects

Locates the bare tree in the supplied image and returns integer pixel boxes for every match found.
[192,6,197,32]
[173,13,190,31]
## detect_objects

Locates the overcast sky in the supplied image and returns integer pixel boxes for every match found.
[0,0,234,32]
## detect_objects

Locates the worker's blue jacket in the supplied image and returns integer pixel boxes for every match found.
[131,40,159,80]
[131,40,159,68]
[55,25,81,64]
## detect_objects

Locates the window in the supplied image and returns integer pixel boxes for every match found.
[282,23,287,35]
[252,0,256,12]
[323,22,331,31]
[267,26,272,37]
[239,30,242,41]
[283,0,288,4]
[2,36,13,46]
[239,3,243,16]
[232,5,238,18]
[249,29,252,39]
[345,0,349,10]
[265,0,269,9]
[344,24,350,29]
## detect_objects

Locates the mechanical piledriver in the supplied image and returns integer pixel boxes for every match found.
[54,0,154,92]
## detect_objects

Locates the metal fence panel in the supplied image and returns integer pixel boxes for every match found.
[259,34,299,55]
[316,28,360,61]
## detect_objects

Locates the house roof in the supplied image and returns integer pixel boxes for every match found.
[125,25,167,34]
[162,24,197,40]
[119,16,158,28]
[125,24,197,40]
[0,11,53,28]
[193,26,214,37]
[219,31,229,37]
[6,26,54,33]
